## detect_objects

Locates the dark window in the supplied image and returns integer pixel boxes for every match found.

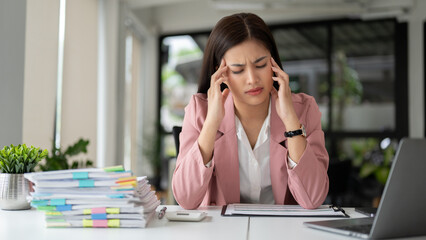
[158,19,408,206]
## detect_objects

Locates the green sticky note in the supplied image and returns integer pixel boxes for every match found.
[104,165,124,172]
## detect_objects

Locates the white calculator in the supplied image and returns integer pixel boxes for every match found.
[165,211,207,222]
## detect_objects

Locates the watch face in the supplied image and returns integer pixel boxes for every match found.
[301,124,307,137]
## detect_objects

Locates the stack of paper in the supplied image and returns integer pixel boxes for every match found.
[24,166,160,228]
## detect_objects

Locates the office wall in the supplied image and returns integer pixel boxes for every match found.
[22,0,59,151]
[0,0,26,148]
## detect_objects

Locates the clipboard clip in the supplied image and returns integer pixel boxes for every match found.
[330,205,345,214]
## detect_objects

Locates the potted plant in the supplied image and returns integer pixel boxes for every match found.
[38,138,93,171]
[0,144,48,210]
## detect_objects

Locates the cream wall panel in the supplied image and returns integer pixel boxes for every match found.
[23,0,59,151]
[61,0,98,164]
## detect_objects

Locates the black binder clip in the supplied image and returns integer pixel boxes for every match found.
[330,205,345,214]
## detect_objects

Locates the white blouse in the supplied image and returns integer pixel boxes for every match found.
[206,99,297,204]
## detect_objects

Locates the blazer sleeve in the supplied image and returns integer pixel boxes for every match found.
[172,95,214,210]
[286,96,329,209]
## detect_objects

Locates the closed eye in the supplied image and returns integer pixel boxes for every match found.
[256,63,267,69]
[231,69,244,74]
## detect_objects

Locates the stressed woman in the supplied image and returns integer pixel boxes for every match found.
[172,13,329,210]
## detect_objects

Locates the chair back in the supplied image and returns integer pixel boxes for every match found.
[172,126,182,157]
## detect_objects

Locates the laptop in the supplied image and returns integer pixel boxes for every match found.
[304,138,426,239]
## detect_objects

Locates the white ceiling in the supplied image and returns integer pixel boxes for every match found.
[124,0,415,34]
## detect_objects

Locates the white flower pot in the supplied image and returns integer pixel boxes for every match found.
[0,173,31,210]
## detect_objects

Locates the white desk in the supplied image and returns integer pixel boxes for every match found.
[0,205,247,240]
[1,206,426,240]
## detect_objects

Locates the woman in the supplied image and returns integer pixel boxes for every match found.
[172,13,329,210]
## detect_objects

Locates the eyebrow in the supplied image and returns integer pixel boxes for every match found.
[230,56,268,67]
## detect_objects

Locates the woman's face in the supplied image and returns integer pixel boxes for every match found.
[222,39,273,108]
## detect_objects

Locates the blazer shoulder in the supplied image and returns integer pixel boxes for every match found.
[186,93,208,112]
[184,93,208,130]
[292,92,317,106]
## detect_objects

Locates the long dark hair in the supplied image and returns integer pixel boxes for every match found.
[197,13,282,93]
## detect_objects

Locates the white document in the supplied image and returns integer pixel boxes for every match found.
[223,204,346,217]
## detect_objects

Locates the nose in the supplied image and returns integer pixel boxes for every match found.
[246,66,257,85]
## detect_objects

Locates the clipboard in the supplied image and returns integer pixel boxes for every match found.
[221,204,348,217]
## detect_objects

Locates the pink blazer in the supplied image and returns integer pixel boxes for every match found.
[172,92,329,210]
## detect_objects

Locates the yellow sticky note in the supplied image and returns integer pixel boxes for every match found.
[83,219,93,227]
[108,219,120,228]
[106,208,120,214]
[45,211,62,216]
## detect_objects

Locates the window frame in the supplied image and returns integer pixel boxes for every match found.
[157,18,409,159]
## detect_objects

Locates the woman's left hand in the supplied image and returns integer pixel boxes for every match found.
[270,57,298,127]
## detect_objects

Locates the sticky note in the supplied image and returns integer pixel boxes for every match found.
[56,205,72,211]
[104,165,124,172]
[92,207,106,214]
[107,194,125,198]
[37,206,56,211]
[92,213,107,220]
[93,220,108,228]
[108,219,120,227]
[72,172,89,179]
[50,199,66,206]
[79,179,95,188]
[45,211,63,216]
[31,200,48,206]
[83,219,93,227]
[106,208,120,214]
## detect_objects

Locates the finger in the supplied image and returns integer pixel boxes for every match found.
[215,66,228,79]
[271,57,280,68]
[215,76,228,90]
[272,67,289,82]
[211,65,228,86]
[222,88,230,101]
[272,76,286,86]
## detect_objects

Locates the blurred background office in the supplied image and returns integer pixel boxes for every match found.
[1,0,425,207]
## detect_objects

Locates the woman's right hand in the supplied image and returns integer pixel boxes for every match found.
[197,59,230,164]
[205,59,230,129]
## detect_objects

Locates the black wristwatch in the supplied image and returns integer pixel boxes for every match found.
[284,124,306,138]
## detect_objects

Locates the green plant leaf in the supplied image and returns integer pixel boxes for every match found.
[359,162,378,178]
[38,138,91,171]
[64,139,89,156]
[375,167,390,185]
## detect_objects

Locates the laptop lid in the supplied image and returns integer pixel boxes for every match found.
[369,138,426,239]
[305,138,426,239]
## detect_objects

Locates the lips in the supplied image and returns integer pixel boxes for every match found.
[245,87,263,96]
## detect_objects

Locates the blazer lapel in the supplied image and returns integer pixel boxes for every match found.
[214,93,240,203]
[269,95,289,204]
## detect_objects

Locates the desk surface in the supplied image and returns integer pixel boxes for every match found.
[1,206,425,240]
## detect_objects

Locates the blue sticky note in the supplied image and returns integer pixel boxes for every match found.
[50,199,66,206]
[107,194,125,198]
[79,179,95,188]
[91,213,107,220]
[73,172,89,179]
[56,205,72,211]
